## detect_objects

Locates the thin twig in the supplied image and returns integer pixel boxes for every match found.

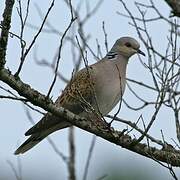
[15,0,55,76]
[83,135,96,180]
[47,0,77,97]
[68,127,76,180]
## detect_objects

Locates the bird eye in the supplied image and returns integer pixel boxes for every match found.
[125,42,131,47]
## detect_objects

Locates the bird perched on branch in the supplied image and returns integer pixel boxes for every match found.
[15,36,145,154]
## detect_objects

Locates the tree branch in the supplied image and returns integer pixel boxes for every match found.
[1,0,180,168]
[0,0,15,69]
[0,69,180,166]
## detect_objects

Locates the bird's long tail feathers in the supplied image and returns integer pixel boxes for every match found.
[15,113,71,155]
[14,130,51,155]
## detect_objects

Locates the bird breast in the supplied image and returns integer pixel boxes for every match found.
[91,60,127,115]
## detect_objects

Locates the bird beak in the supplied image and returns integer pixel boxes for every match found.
[137,49,145,56]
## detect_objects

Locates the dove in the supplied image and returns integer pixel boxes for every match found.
[15,37,145,154]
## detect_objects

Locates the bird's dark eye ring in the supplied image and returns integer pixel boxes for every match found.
[125,42,131,47]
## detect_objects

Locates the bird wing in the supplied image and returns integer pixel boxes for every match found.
[14,67,97,154]
[25,67,96,136]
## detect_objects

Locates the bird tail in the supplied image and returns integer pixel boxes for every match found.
[14,130,51,155]
[14,113,70,155]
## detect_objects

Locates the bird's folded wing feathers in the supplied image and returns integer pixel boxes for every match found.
[24,68,96,136]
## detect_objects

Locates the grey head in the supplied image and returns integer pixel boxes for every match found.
[111,36,145,58]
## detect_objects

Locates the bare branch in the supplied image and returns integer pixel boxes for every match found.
[68,127,76,180]
[0,0,15,69]
[47,0,77,97]
[107,115,164,146]
[7,158,22,180]
[0,69,180,166]
[15,0,55,76]
[83,135,96,180]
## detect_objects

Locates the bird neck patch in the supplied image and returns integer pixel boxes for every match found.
[106,51,118,59]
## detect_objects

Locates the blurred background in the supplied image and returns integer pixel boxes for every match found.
[0,0,179,179]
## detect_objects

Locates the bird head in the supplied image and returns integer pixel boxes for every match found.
[112,37,145,58]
